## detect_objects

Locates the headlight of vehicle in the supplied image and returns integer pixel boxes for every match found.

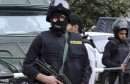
[0,63,12,74]
[0,63,13,83]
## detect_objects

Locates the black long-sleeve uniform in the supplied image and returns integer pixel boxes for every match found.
[22,31,92,84]
[102,37,129,84]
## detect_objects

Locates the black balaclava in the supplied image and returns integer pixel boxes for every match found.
[50,12,68,36]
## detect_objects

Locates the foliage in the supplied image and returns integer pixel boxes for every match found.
[68,0,130,29]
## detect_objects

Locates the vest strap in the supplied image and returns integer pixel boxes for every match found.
[59,32,69,74]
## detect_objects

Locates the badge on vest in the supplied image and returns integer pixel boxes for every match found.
[70,41,82,44]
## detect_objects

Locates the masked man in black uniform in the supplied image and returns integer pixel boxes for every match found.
[22,0,92,84]
[102,18,130,84]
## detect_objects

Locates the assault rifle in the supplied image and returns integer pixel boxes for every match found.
[33,58,71,84]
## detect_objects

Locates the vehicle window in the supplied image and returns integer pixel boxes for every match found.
[91,35,113,54]
[0,15,50,34]
[94,39,109,53]
[0,0,50,5]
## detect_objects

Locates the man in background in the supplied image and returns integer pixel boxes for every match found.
[67,14,96,84]
[102,17,130,84]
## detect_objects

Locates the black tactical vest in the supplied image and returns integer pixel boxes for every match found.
[110,39,129,65]
[39,31,87,84]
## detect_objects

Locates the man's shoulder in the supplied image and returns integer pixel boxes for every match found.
[41,30,50,34]
[108,37,120,45]
[40,31,51,35]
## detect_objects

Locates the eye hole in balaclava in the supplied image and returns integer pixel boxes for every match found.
[50,12,68,32]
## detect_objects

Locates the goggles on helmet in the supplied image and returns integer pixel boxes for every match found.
[51,0,70,9]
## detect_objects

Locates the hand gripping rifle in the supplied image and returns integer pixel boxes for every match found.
[33,58,71,84]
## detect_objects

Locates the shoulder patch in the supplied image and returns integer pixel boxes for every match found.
[70,41,82,44]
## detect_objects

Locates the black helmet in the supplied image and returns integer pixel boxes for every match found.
[46,0,70,22]
[112,18,129,38]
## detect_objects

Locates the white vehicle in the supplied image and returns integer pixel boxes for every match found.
[83,32,114,84]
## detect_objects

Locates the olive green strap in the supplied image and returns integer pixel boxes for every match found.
[59,32,69,74]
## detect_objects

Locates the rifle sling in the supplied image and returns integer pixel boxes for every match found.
[59,32,68,74]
